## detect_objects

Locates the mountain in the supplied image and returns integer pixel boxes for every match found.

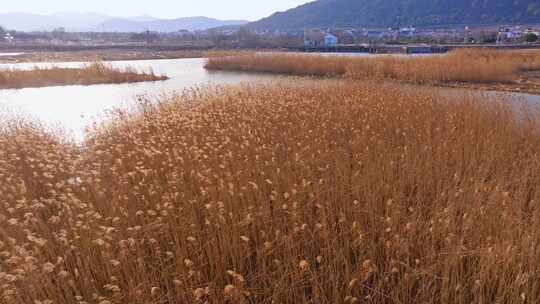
[249,0,540,29]
[91,17,248,32]
[127,15,161,22]
[0,12,112,31]
[52,12,113,29]
[0,12,248,32]
[91,18,146,32]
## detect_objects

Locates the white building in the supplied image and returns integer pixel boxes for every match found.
[497,28,525,44]
[4,33,14,43]
[399,26,416,37]
[324,33,338,46]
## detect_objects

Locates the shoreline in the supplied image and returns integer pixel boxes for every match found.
[0,49,206,64]
[2,48,540,95]
[433,80,540,96]
[390,71,540,95]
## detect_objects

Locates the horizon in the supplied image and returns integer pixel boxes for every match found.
[0,11,252,22]
[0,0,314,21]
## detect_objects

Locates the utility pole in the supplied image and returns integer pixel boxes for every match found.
[304,26,307,48]
[395,15,402,40]
[464,26,471,44]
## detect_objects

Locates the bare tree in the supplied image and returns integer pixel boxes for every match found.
[237,27,261,48]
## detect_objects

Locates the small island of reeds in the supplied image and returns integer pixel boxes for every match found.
[205,49,540,94]
[0,62,168,89]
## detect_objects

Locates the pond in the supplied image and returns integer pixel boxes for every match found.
[0,57,539,140]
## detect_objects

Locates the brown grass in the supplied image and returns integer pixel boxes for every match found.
[2,81,540,304]
[205,49,540,84]
[0,62,168,89]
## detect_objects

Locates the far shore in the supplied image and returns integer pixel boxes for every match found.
[0,49,207,64]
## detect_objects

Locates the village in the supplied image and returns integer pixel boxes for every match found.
[0,23,539,53]
[301,25,540,47]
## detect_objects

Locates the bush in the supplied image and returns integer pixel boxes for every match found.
[525,32,539,43]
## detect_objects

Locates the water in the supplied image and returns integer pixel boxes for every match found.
[0,56,539,140]
[0,52,24,57]
[0,58,286,138]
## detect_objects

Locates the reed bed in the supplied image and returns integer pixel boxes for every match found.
[205,49,540,84]
[0,62,168,89]
[205,53,350,77]
[2,81,540,304]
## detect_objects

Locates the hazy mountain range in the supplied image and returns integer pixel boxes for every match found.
[250,0,540,29]
[2,0,539,33]
[0,12,248,32]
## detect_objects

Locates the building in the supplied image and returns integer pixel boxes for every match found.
[304,29,339,48]
[497,26,525,44]
[4,33,14,43]
[399,26,416,37]
[324,33,338,46]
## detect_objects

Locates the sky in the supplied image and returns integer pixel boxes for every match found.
[0,0,314,21]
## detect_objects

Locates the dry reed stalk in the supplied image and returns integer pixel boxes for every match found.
[2,81,540,303]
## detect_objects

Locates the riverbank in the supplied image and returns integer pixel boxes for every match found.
[0,49,206,63]
[205,49,540,95]
[0,62,168,89]
[435,70,540,95]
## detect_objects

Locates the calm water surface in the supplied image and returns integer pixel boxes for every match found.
[0,52,24,57]
[0,58,286,138]
[0,56,539,140]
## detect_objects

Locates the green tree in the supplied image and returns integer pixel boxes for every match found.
[524,32,538,43]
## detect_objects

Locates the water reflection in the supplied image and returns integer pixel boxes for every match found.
[0,58,286,139]
[0,57,539,140]
[0,53,24,57]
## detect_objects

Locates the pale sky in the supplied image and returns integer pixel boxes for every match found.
[0,0,314,21]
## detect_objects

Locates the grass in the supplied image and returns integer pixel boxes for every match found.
[2,80,540,303]
[0,62,168,89]
[205,49,540,85]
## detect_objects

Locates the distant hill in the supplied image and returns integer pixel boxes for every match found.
[0,12,111,31]
[92,17,248,32]
[127,15,161,23]
[249,0,540,29]
[0,12,248,32]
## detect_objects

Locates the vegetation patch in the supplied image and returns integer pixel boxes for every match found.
[205,50,540,94]
[2,81,540,303]
[0,62,168,89]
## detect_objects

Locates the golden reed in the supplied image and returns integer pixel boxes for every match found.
[205,49,540,84]
[2,81,540,303]
[0,62,167,89]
